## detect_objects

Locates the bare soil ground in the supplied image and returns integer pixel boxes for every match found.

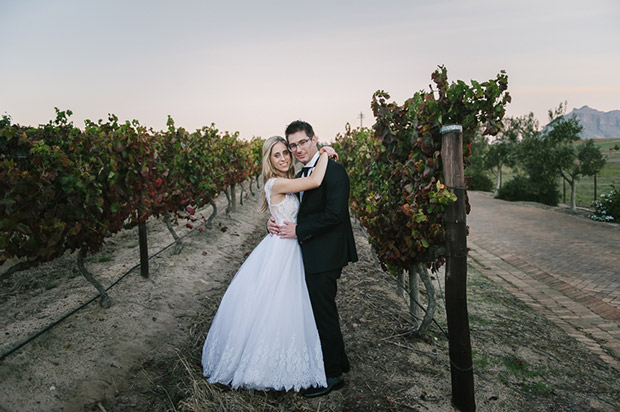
[1,187,619,412]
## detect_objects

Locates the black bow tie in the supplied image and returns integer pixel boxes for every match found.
[301,166,312,177]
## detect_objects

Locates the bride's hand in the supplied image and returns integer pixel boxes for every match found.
[319,146,338,161]
[267,216,280,236]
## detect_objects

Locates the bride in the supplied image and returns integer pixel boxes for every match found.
[202,136,329,392]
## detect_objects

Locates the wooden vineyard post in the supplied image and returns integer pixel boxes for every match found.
[230,183,237,213]
[441,125,475,411]
[408,267,420,327]
[594,174,597,202]
[138,199,149,278]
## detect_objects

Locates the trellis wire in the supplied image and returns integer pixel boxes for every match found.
[0,221,205,361]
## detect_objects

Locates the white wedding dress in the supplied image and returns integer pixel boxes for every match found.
[201,178,326,391]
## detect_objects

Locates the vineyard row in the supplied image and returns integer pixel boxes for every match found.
[0,110,264,292]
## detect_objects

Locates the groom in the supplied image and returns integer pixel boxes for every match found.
[270,120,358,398]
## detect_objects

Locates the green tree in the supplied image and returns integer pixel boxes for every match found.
[484,116,520,194]
[543,103,606,211]
[504,104,607,209]
[497,111,562,205]
[510,112,542,183]
[464,128,494,192]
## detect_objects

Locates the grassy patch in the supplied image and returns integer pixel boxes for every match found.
[561,138,620,208]
[502,356,535,378]
[44,282,57,290]
[524,381,551,396]
[473,350,489,369]
[469,312,492,327]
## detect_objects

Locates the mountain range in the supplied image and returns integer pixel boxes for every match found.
[564,106,620,139]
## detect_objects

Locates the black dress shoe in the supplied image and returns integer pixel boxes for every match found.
[302,376,344,398]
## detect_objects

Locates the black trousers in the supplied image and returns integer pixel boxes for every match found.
[305,267,350,377]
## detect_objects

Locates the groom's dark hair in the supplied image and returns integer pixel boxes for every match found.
[285,120,315,141]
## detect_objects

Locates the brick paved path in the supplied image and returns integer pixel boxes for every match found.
[466,191,620,370]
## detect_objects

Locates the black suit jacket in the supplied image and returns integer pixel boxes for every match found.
[296,159,358,274]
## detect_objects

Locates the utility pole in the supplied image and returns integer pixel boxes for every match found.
[358,112,364,128]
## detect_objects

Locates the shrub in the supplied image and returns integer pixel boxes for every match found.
[496,175,559,206]
[466,168,494,192]
[591,186,620,222]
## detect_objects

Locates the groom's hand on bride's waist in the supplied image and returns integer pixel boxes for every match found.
[279,221,297,239]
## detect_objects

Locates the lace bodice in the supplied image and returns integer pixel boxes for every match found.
[265,178,299,225]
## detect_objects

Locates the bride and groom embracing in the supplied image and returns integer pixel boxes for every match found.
[201,120,358,398]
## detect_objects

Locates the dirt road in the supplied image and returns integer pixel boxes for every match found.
[0,190,270,411]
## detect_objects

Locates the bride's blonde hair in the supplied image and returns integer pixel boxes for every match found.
[261,136,295,211]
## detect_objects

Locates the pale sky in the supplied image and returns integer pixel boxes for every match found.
[2,0,619,142]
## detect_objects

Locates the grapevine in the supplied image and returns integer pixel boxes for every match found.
[1,110,260,306]
[335,66,510,335]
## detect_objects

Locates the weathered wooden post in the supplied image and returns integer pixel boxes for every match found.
[230,183,237,212]
[138,200,149,278]
[441,125,475,411]
[594,174,597,202]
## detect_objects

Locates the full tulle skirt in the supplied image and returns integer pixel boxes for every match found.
[201,235,326,391]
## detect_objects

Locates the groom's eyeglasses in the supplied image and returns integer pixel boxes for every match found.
[288,138,311,152]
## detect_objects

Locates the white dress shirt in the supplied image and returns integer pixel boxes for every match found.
[300,151,321,201]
